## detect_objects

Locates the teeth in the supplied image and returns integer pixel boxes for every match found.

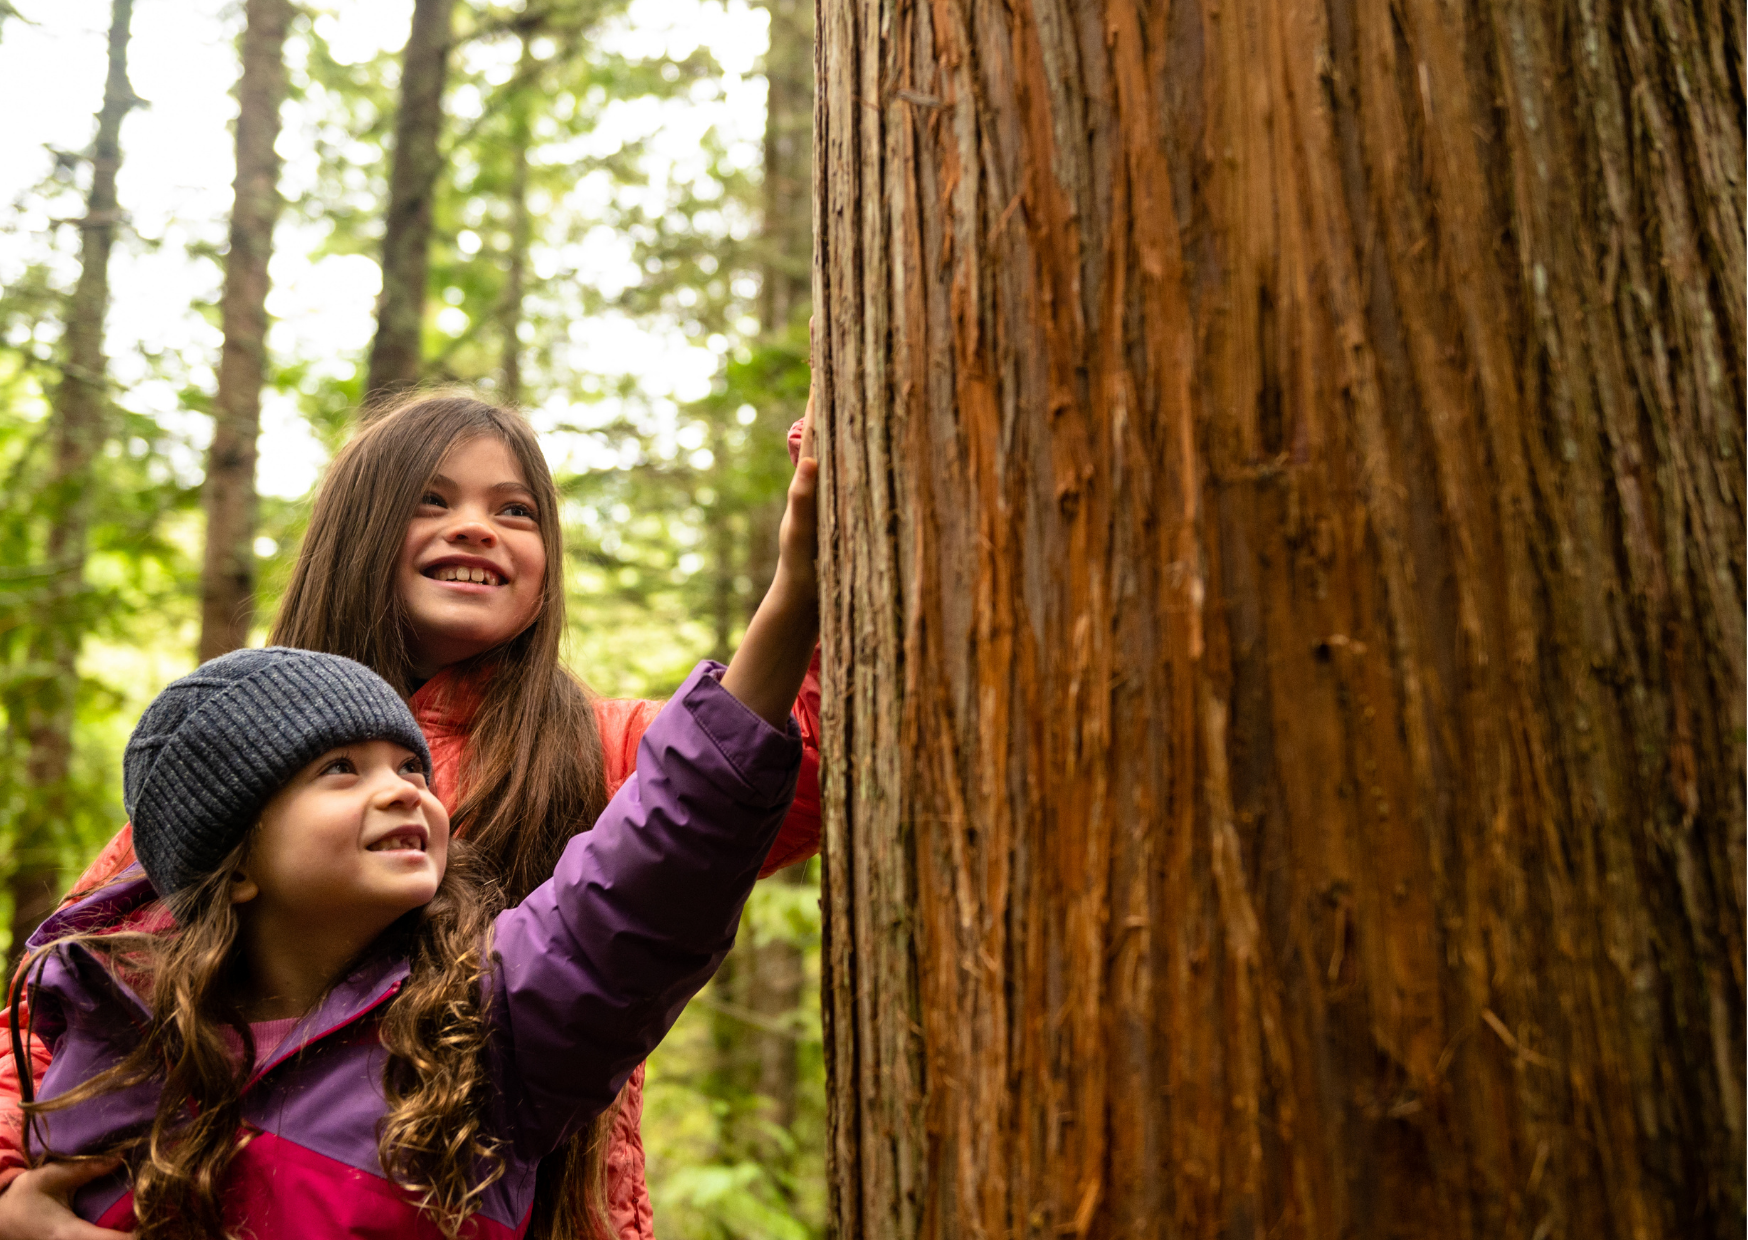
[431,565,500,585]
[370,833,424,852]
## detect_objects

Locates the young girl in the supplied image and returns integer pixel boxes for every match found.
[14,639,806,1239]
[0,392,823,1239]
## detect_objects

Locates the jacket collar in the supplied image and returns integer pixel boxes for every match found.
[26,871,410,1074]
[28,869,158,955]
[408,663,488,740]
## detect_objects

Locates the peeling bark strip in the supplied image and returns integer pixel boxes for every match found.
[812,0,1744,1235]
[199,0,293,661]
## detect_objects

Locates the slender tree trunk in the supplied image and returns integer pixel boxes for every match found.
[728,0,817,1145]
[365,0,454,404]
[747,862,806,1132]
[11,0,139,966]
[198,0,291,662]
[813,0,1744,1235]
[759,0,814,335]
[497,26,536,407]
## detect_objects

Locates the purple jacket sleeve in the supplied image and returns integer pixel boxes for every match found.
[487,660,802,1158]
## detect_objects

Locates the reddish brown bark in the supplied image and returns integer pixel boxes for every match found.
[812,0,1744,1236]
[198,0,292,661]
[11,0,139,967]
[365,0,455,403]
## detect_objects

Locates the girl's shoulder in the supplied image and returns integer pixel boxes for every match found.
[593,697,663,796]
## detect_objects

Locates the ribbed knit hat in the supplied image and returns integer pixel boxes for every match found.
[123,647,432,897]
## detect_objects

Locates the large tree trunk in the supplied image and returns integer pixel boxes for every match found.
[812,0,1744,1235]
[10,0,139,965]
[365,0,454,404]
[198,0,292,662]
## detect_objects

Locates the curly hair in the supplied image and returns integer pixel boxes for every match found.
[15,840,508,1240]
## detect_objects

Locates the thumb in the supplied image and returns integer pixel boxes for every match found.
[27,1157,123,1196]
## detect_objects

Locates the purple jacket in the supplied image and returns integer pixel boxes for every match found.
[21,663,800,1238]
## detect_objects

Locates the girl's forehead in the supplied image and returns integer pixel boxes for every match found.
[433,434,531,487]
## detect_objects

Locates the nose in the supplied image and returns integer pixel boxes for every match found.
[373,769,425,810]
[441,507,497,548]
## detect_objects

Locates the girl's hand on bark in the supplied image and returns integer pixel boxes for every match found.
[0,1160,136,1240]
[774,388,819,609]
[721,380,820,729]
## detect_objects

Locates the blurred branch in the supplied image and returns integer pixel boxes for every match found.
[689,991,817,1043]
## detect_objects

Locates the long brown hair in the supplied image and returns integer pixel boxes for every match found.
[18,842,505,1240]
[270,391,614,1236]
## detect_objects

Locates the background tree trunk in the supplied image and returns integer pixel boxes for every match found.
[365,0,454,404]
[496,24,536,407]
[198,0,291,662]
[697,0,820,1190]
[737,0,817,1138]
[812,0,1744,1235]
[10,0,138,966]
[759,0,815,336]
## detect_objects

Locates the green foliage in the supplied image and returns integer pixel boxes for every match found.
[646,859,826,1240]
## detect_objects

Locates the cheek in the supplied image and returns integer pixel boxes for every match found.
[425,800,452,878]
[513,540,547,617]
[395,523,427,606]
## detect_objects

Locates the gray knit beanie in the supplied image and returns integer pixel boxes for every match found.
[123,647,432,897]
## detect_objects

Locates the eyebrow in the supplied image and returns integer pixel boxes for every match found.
[428,474,535,497]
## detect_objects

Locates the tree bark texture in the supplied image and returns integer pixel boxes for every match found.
[12,0,138,965]
[811,0,1744,1236]
[365,0,455,404]
[198,0,292,662]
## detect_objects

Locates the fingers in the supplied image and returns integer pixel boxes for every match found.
[790,457,819,503]
[0,1161,134,1240]
[798,388,816,465]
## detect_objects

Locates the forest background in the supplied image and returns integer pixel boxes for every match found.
[0,0,823,1236]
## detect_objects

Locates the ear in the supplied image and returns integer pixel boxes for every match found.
[229,870,259,906]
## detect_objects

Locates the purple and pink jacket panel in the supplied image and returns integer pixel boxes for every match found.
[21,662,800,1238]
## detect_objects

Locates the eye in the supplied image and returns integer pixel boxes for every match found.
[500,500,537,519]
[319,756,356,777]
[417,491,448,510]
[398,756,427,782]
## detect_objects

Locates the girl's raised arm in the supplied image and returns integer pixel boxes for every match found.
[488,659,803,1157]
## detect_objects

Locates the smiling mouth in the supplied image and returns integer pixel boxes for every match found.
[426,565,504,586]
[367,832,427,853]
